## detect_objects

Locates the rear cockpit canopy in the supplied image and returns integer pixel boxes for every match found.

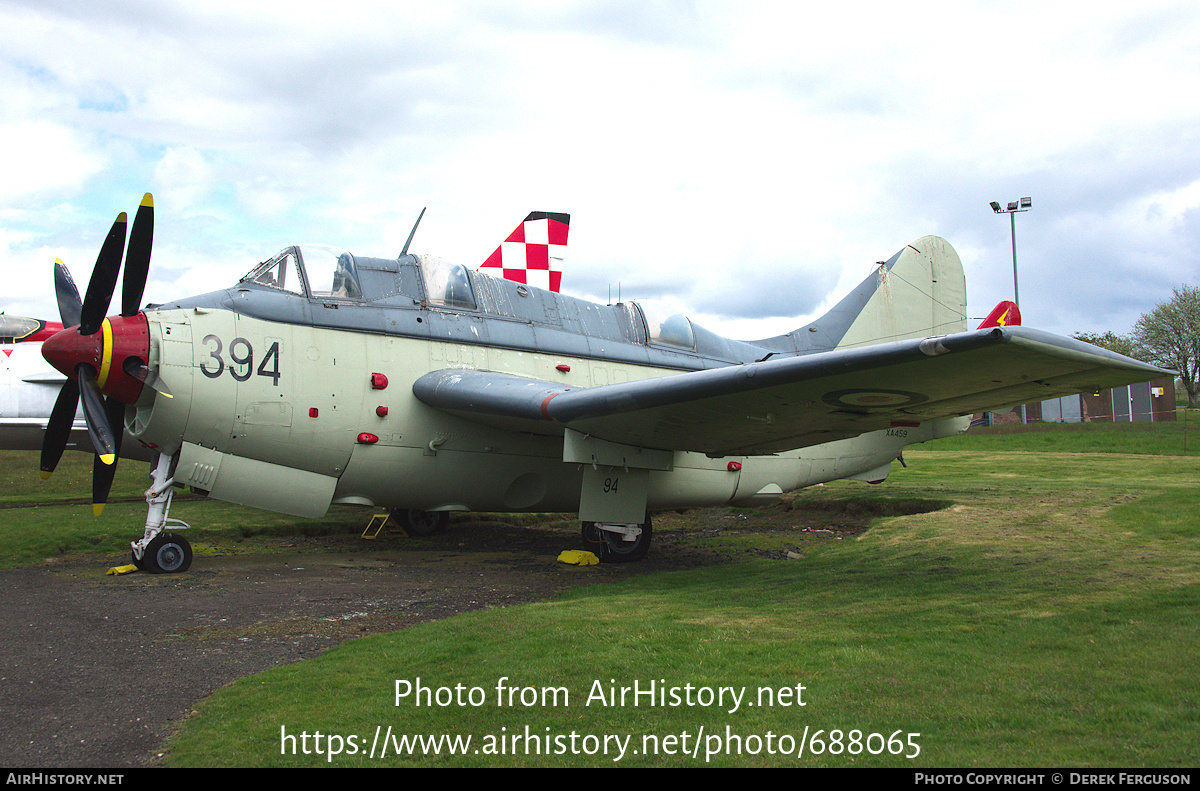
[634,300,696,350]
[242,244,362,300]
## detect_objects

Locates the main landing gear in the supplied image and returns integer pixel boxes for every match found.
[130,452,193,574]
[390,508,449,536]
[581,513,653,563]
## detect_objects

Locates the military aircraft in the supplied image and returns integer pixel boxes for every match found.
[36,194,1171,573]
[2,212,570,455]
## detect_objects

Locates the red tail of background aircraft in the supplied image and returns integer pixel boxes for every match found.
[477,211,570,292]
[977,300,1021,329]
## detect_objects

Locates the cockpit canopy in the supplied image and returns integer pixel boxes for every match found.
[225,244,756,364]
[417,254,475,310]
[241,244,363,300]
[241,244,478,308]
[634,300,696,350]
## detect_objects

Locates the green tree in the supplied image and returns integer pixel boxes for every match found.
[1071,330,1139,358]
[1131,285,1200,408]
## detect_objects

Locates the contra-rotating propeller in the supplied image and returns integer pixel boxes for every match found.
[40,194,154,515]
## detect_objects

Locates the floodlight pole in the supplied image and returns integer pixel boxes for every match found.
[1009,210,1019,307]
[990,197,1033,424]
[990,197,1032,308]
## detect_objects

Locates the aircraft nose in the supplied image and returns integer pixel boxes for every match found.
[42,313,151,404]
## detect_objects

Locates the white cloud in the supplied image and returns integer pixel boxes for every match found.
[2,0,1200,338]
[0,121,105,202]
[152,147,216,215]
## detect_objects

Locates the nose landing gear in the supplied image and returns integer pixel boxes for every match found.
[130,452,193,574]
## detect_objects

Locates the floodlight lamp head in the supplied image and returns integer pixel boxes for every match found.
[1020,197,1032,208]
[990,201,1002,212]
[1007,201,1019,211]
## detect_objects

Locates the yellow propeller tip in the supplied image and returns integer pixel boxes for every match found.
[99,454,116,465]
[40,471,52,481]
[93,503,105,517]
[55,258,64,264]
[116,212,128,223]
[141,193,153,207]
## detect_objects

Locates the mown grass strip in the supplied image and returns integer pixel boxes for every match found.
[926,413,1200,456]
[160,449,1200,767]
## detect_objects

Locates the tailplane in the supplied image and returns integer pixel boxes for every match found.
[477,211,570,292]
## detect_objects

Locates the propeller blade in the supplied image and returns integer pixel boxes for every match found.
[76,365,117,465]
[122,358,173,398]
[121,194,153,316]
[40,378,80,478]
[54,260,83,328]
[91,397,126,515]
[79,213,127,335]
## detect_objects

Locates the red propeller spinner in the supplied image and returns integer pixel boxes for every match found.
[40,194,155,514]
[41,314,150,406]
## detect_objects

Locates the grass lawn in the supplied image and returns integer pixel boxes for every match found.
[146,423,1198,767]
[1,420,1195,767]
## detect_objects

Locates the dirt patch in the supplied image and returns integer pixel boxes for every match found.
[0,517,717,768]
[658,495,950,559]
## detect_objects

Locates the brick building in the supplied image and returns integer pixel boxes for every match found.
[977,376,1177,426]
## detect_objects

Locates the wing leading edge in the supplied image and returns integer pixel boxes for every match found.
[413,326,1174,457]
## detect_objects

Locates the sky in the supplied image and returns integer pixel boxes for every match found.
[3,0,1199,342]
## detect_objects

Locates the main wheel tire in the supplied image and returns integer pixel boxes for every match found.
[394,509,449,536]
[581,521,606,550]
[582,514,652,563]
[143,532,192,574]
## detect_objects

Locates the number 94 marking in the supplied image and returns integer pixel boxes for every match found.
[200,335,281,386]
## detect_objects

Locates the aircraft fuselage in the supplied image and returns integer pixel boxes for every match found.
[132,304,959,519]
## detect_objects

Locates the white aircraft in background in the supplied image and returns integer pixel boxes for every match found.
[1,313,86,453]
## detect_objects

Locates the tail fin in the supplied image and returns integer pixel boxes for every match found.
[477,211,570,292]
[977,300,1021,328]
[755,235,968,353]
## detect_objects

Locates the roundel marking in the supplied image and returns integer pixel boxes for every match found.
[821,389,928,409]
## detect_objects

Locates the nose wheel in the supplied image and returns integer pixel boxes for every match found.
[133,532,193,574]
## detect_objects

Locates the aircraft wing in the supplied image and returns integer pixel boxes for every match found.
[413,326,1174,456]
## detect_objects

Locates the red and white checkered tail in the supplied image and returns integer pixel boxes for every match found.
[477,211,570,292]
